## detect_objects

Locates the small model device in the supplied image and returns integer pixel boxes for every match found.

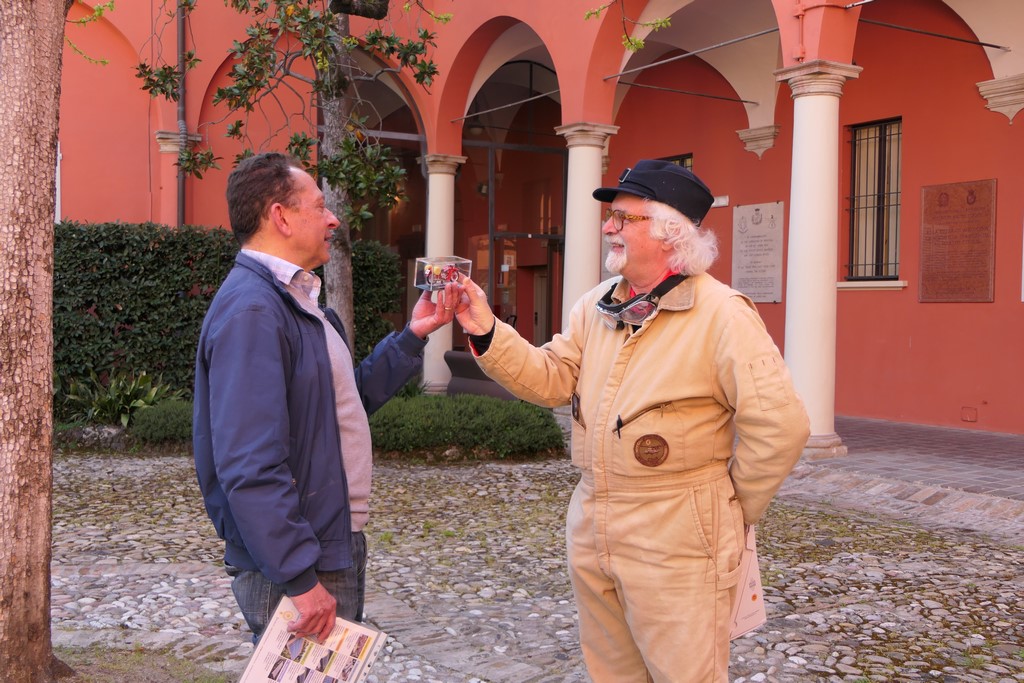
[414,256,472,291]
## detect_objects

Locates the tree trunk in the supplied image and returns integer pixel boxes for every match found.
[0,1,71,680]
[322,12,358,343]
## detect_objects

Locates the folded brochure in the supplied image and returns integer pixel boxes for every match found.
[729,524,767,639]
[239,596,387,683]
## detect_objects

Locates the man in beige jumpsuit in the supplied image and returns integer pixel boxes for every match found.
[455,159,810,682]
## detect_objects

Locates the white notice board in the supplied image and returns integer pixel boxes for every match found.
[732,201,784,303]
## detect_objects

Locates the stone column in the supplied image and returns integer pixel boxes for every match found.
[422,153,467,394]
[555,122,619,331]
[775,60,861,460]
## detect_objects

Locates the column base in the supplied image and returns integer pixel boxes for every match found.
[801,432,848,461]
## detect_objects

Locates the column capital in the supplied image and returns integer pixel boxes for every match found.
[736,125,780,159]
[154,130,200,154]
[774,60,862,98]
[555,122,619,148]
[977,73,1024,122]
[422,154,467,175]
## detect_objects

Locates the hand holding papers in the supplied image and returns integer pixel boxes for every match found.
[240,597,387,683]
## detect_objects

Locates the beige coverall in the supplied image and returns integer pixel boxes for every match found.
[476,272,810,682]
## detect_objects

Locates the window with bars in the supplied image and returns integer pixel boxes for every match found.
[847,119,902,279]
[659,153,693,170]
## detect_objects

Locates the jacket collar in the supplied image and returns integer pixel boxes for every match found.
[234,251,302,303]
[607,273,699,313]
[233,251,347,341]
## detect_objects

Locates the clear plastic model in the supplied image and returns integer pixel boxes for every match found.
[414,256,472,291]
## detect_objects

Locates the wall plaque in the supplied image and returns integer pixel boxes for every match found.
[732,201,784,303]
[919,180,996,303]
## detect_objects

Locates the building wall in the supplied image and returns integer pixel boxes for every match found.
[835,0,1023,432]
[61,4,155,223]
[57,0,1024,435]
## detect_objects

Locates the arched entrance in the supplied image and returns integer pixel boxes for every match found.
[457,60,567,346]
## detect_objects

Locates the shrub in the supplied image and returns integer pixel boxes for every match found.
[394,375,426,398]
[53,221,236,411]
[53,224,404,413]
[351,239,402,361]
[132,400,193,444]
[369,395,566,460]
[64,369,185,427]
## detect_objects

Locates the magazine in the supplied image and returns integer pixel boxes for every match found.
[239,596,387,683]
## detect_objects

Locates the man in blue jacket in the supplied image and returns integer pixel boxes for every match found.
[193,152,459,643]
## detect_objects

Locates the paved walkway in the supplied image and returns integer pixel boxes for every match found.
[831,416,1024,501]
[779,416,1024,548]
[50,416,1024,682]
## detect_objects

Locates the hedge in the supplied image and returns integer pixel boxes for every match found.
[54,221,404,419]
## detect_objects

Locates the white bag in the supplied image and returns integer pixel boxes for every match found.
[729,524,767,639]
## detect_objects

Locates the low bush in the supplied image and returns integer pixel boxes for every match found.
[394,375,426,399]
[132,400,194,445]
[369,394,566,460]
[64,370,186,427]
[59,388,567,462]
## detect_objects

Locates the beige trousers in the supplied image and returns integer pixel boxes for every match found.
[566,463,744,683]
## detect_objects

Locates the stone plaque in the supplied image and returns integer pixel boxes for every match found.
[732,201,784,303]
[919,180,996,303]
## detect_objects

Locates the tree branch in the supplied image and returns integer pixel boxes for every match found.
[330,0,388,20]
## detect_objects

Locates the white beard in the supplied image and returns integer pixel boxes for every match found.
[605,249,626,274]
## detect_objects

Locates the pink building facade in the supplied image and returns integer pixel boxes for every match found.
[60,0,1024,446]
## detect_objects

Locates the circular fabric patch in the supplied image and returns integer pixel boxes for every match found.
[633,434,669,467]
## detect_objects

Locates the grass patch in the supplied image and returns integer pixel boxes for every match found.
[54,645,232,682]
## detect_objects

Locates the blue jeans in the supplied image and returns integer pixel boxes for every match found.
[228,530,366,642]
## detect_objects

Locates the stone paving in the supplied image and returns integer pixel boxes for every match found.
[51,445,1024,682]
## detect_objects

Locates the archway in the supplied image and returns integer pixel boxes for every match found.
[459,59,567,346]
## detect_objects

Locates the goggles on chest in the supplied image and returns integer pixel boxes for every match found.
[596,274,687,329]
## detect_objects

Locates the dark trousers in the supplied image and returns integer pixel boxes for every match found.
[228,530,367,641]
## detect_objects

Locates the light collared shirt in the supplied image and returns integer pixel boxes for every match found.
[241,248,322,303]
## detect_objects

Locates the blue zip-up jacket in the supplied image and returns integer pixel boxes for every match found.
[193,253,425,596]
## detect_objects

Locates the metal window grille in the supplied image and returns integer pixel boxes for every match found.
[660,153,694,170]
[847,119,902,279]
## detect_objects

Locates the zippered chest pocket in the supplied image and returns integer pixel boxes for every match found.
[610,397,721,476]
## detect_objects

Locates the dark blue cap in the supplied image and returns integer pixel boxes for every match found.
[593,159,715,222]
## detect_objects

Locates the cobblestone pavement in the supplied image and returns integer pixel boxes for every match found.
[51,443,1024,683]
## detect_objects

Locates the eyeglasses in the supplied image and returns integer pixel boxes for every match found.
[603,208,650,232]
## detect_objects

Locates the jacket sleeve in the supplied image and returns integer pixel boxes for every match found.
[713,296,810,524]
[473,294,589,407]
[203,303,322,594]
